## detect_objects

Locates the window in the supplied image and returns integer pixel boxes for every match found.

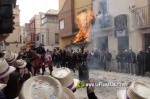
[55,33,59,44]
[59,20,64,29]
[42,17,47,24]
[100,0,108,14]
[36,35,39,41]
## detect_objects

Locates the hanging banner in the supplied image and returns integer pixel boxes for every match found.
[114,14,128,37]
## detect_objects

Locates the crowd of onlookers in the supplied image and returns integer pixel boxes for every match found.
[16,46,150,78]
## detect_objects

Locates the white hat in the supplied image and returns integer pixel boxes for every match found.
[1,50,7,54]
[138,48,143,52]
[0,83,6,91]
[0,58,16,78]
[117,81,150,99]
[4,50,18,63]
[16,59,27,68]
[52,68,79,91]
[19,75,77,99]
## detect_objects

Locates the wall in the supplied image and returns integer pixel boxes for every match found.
[59,0,66,12]
[60,36,75,49]
[35,15,41,35]
[74,0,92,17]
[59,0,74,37]
[5,5,21,52]
[135,0,148,7]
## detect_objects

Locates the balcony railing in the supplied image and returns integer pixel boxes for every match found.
[91,16,114,32]
[132,5,150,29]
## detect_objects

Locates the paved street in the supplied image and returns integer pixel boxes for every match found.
[44,68,150,99]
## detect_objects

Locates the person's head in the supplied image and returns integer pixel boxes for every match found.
[16,59,27,73]
[4,50,18,66]
[146,49,149,53]
[124,50,128,53]
[138,48,143,53]
[0,58,16,84]
[129,48,132,52]
[148,46,150,50]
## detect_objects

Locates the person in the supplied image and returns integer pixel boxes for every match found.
[36,44,46,64]
[87,79,98,99]
[117,81,150,99]
[0,58,16,99]
[105,50,112,72]
[137,49,145,77]
[36,44,46,75]
[146,48,150,73]
[45,51,53,75]
[0,84,7,99]
[22,55,34,76]
[124,50,129,74]
[3,72,20,99]
[129,5,144,25]
[128,48,136,75]
[116,51,123,73]
[4,50,18,67]
[16,59,32,85]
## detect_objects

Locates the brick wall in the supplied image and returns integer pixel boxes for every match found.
[58,0,74,37]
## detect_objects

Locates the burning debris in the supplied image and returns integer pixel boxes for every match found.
[72,10,95,81]
[73,10,95,43]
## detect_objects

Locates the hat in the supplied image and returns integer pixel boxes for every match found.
[0,83,6,91]
[52,68,79,91]
[117,81,150,99]
[4,50,18,63]
[1,50,7,54]
[138,48,143,52]
[19,75,77,99]
[16,59,27,68]
[0,58,16,78]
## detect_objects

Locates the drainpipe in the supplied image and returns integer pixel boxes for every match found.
[47,28,49,45]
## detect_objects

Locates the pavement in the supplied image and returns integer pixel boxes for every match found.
[44,68,150,99]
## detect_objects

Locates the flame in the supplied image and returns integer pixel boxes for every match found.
[73,10,95,43]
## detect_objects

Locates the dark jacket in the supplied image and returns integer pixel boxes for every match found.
[88,92,98,99]
[36,47,46,55]
[137,51,145,64]
[105,52,112,61]
[116,53,123,62]
[0,92,6,99]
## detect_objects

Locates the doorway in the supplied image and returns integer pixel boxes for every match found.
[118,36,129,52]
[144,34,150,50]
[96,36,108,51]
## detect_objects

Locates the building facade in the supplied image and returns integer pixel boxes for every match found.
[91,0,150,71]
[28,17,36,49]
[5,5,21,53]
[58,0,92,50]
[40,10,59,51]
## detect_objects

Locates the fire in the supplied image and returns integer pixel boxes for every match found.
[73,10,95,43]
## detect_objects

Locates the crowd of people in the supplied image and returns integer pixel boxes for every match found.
[0,33,150,99]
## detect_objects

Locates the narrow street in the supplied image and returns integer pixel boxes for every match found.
[44,68,150,99]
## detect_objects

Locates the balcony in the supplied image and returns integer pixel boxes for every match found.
[132,5,150,29]
[91,16,114,33]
